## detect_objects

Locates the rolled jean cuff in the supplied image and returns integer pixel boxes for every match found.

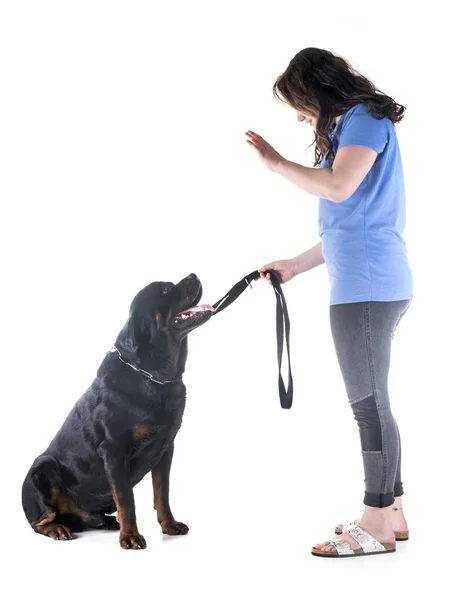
[363,491,395,508]
[393,483,404,497]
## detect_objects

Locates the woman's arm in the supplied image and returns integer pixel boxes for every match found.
[276,146,377,202]
[292,241,325,274]
[258,241,324,285]
[246,131,378,203]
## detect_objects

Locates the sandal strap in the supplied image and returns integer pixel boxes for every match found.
[341,521,357,532]
[328,537,354,555]
[347,525,386,553]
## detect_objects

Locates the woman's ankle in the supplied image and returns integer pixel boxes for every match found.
[360,505,393,528]
[392,496,403,510]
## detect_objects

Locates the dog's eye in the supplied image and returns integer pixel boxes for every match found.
[162,287,170,296]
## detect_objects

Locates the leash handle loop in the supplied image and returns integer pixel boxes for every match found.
[212,270,293,409]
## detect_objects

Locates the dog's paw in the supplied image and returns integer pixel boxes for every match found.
[161,520,189,536]
[40,523,73,541]
[119,533,147,549]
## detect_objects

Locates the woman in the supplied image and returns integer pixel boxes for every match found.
[246,47,413,558]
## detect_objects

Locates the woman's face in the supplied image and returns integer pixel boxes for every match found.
[296,109,342,130]
[296,110,318,129]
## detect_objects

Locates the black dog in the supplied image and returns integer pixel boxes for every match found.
[22,273,214,549]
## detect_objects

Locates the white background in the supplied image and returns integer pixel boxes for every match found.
[1,1,459,598]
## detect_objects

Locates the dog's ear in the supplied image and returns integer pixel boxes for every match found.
[117,311,144,355]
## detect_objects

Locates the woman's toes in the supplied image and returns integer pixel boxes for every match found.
[314,541,327,550]
[315,541,333,551]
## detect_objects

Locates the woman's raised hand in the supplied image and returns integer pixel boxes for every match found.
[245,130,286,172]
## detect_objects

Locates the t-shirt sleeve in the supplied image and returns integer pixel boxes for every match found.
[337,110,389,154]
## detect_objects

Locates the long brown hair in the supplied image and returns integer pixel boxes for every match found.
[273,48,406,166]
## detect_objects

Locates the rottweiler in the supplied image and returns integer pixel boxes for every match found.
[22,273,214,549]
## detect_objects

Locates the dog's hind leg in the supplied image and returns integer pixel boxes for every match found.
[22,455,74,540]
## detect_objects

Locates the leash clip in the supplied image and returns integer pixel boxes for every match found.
[244,277,253,289]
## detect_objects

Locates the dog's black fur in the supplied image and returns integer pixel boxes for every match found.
[22,273,212,549]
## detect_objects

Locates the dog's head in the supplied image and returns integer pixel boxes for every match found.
[116,273,214,357]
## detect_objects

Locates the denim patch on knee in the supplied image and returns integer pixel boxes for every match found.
[350,393,382,452]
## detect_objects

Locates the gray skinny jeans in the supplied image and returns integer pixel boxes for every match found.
[330,300,411,508]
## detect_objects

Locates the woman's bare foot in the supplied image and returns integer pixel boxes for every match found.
[336,497,409,536]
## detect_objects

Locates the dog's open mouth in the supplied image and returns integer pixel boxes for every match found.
[173,303,216,328]
[173,283,216,329]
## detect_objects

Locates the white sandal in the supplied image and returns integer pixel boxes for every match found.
[312,525,396,558]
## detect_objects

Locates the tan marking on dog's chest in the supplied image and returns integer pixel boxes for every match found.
[132,424,161,440]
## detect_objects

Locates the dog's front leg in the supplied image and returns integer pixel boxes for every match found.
[152,443,189,535]
[99,448,146,549]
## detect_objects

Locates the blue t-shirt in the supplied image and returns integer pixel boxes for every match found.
[318,103,413,305]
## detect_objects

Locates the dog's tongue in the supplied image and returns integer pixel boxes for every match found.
[188,304,216,313]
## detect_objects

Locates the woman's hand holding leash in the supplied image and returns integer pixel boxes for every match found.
[258,260,298,285]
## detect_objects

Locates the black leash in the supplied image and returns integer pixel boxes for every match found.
[211,270,293,409]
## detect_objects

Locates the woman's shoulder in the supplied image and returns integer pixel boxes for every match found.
[339,104,393,137]
[344,103,392,125]
[334,103,394,154]
[344,103,379,120]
